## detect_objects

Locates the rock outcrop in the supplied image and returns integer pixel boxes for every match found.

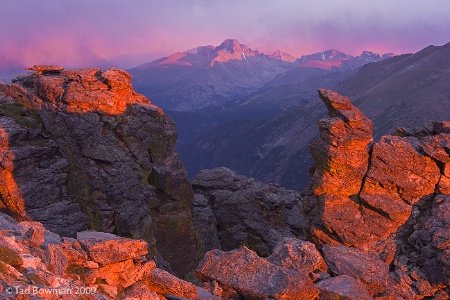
[303,89,450,298]
[303,89,374,249]
[0,212,213,300]
[192,167,306,257]
[0,66,197,276]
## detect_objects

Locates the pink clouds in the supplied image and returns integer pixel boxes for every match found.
[1,0,450,77]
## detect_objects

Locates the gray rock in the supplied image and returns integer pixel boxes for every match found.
[191,194,220,255]
[192,167,306,257]
[0,113,88,236]
[316,275,373,300]
[322,245,389,295]
[0,212,18,231]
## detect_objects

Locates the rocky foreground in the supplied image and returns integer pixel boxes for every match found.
[0,66,449,299]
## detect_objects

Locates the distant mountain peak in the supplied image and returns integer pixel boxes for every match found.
[295,49,395,70]
[298,49,350,64]
[358,51,381,61]
[269,50,297,63]
[296,49,351,70]
[210,39,261,66]
[215,39,258,56]
[216,39,242,53]
[186,45,215,55]
[322,49,350,60]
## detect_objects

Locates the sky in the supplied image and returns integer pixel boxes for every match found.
[1,0,450,78]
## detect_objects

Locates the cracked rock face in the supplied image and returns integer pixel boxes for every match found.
[303,89,450,298]
[0,67,197,276]
[304,89,374,250]
[304,90,448,256]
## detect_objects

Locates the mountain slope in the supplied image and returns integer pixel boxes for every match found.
[336,43,450,137]
[179,42,450,190]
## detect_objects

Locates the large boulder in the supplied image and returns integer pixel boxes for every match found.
[303,90,447,259]
[195,246,319,299]
[76,231,148,266]
[322,245,389,295]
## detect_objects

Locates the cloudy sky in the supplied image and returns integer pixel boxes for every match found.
[1,0,449,76]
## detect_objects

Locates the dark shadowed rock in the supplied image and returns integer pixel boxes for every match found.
[195,247,319,300]
[385,194,450,299]
[322,245,389,295]
[316,275,373,300]
[192,167,306,257]
[0,107,88,235]
[191,193,221,257]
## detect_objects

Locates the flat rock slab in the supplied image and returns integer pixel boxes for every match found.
[316,275,373,300]
[77,231,148,266]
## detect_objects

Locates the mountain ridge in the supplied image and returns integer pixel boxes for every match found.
[129,38,393,112]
